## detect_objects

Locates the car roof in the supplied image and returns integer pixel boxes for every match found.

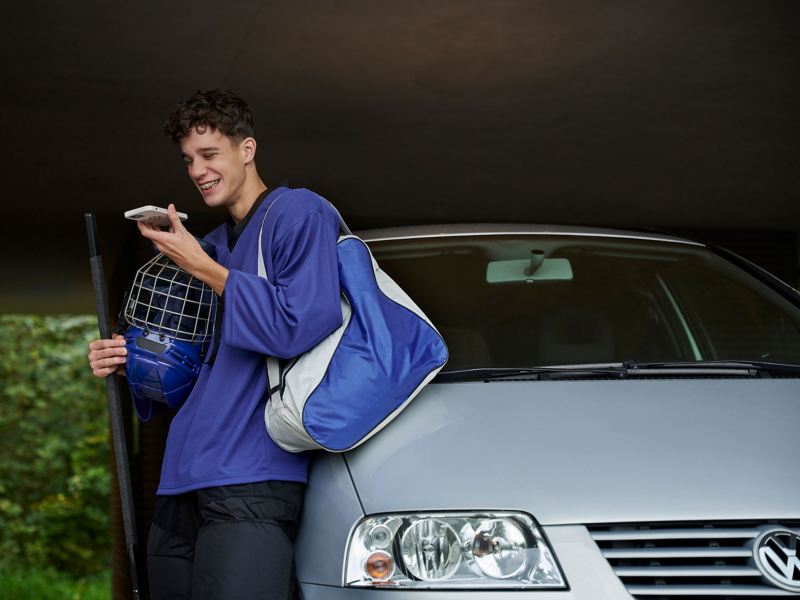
[356,223,705,246]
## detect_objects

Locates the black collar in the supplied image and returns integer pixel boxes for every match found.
[225,188,271,251]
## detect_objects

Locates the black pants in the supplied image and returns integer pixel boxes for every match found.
[146,480,305,600]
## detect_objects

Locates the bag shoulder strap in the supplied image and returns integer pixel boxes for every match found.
[257,189,346,400]
[325,200,353,236]
[256,189,293,282]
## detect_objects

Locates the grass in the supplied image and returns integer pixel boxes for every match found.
[0,569,110,600]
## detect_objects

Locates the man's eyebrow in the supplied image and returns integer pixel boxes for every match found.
[182,147,220,158]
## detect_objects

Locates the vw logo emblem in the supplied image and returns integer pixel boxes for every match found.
[753,528,800,592]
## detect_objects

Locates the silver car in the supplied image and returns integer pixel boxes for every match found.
[295,224,800,599]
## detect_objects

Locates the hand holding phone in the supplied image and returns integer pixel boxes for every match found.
[125,205,188,227]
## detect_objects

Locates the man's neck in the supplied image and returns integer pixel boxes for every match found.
[229,178,267,223]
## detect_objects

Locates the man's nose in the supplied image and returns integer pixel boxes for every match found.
[189,161,206,180]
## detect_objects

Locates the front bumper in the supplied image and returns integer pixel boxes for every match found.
[300,525,631,599]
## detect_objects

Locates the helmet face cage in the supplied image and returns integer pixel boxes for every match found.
[123,253,217,347]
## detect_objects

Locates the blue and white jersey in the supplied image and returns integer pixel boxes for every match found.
[157,187,342,495]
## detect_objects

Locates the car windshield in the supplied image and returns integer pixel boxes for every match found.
[368,233,800,370]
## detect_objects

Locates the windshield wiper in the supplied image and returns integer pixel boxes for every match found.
[435,360,800,382]
[435,365,628,382]
[623,360,800,377]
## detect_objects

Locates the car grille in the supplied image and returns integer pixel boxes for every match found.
[587,520,800,599]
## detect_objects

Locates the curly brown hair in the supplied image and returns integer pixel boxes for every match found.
[164,89,256,143]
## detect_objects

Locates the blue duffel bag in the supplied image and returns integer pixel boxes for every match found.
[258,195,448,453]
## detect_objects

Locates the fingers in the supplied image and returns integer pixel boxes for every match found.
[92,361,125,378]
[88,337,128,378]
[137,220,153,239]
[89,337,127,351]
[167,203,184,233]
[133,207,200,275]
[136,208,184,241]
[137,220,160,238]
[90,357,126,377]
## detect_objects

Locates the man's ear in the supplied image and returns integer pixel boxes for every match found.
[241,137,257,164]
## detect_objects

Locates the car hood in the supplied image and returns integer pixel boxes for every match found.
[344,379,800,525]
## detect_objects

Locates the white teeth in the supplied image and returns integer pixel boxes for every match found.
[200,179,220,190]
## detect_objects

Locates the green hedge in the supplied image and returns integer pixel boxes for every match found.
[0,315,110,577]
[0,568,109,600]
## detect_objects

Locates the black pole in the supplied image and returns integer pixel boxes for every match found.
[85,213,141,600]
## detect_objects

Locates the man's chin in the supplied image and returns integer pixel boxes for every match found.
[199,187,227,207]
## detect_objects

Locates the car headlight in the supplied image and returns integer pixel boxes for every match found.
[345,512,566,589]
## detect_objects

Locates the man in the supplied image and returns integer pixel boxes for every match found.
[87,89,343,599]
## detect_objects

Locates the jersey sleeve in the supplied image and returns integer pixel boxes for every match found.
[220,209,342,358]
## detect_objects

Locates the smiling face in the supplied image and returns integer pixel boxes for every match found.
[180,127,260,218]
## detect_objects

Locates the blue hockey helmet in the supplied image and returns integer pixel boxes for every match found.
[123,326,205,413]
[120,247,217,419]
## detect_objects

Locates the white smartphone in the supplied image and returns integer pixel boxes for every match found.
[124,205,188,227]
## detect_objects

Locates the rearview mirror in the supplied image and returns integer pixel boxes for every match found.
[486,258,573,283]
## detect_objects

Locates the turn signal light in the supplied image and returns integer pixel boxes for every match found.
[365,551,394,581]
